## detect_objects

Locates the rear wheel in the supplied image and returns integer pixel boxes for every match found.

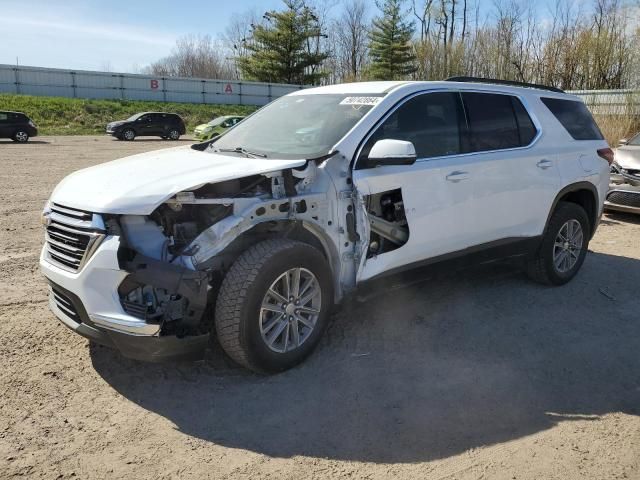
[13,130,29,143]
[526,202,590,285]
[122,128,135,141]
[215,239,333,373]
[168,129,180,140]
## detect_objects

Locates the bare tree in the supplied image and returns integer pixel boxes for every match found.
[148,34,235,79]
[332,0,370,81]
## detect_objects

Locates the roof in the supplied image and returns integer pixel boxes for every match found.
[291,80,576,99]
[291,81,408,95]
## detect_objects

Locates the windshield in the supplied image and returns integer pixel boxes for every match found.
[208,117,227,127]
[126,113,143,122]
[211,94,384,159]
[628,132,640,145]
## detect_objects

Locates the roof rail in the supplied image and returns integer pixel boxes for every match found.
[446,76,564,94]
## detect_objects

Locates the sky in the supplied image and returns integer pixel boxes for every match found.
[0,0,283,72]
[0,0,627,74]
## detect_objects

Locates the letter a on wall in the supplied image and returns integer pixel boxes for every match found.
[224,83,233,94]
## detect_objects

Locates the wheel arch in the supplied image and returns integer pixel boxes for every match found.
[546,182,599,239]
[207,219,343,302]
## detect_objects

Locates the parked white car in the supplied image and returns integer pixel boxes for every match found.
[40,78,611,372]
[606,132,640,214]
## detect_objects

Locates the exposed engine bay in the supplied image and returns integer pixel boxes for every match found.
[365,188,409,258]
[111,164,335,336]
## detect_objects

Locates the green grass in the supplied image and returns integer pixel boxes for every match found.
[0,94,258,135]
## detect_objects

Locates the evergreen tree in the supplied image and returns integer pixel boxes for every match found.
[237,0,329,85]
[368,0,417,80]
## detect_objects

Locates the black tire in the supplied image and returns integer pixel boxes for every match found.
[161,135,168,140]
[13,130,29,143]
[168,129,180,140]
[122,128,135,141]
[215,239,333,373]
[526,202,591,285]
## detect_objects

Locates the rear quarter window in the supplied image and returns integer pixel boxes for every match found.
[541,97,603,140]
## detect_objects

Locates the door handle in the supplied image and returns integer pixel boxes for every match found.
[536,159,553,170]
[445,171,469,182]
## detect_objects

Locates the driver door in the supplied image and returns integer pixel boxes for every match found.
[353,91,477,282]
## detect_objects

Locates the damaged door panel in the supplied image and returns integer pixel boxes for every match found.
[364,189,409,257]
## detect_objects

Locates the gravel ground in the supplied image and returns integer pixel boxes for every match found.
[1,136,639,479]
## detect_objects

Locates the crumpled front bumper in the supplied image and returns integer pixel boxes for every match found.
[40,236,208,362]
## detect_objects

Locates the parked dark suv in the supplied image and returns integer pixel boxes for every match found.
[106,112,186,141]
[0,111,38,142]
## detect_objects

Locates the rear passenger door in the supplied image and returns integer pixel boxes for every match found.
[459,91,560,243]
[150,114,166,135]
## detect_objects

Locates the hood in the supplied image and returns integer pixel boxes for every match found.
[50,145,306,215]
[194,123,211,131]
[615,145,640,170]
[108,120,126,127]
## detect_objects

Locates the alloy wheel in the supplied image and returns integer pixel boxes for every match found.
[259,267,322,353]
[15,131,28,142]
[553,219,584,273]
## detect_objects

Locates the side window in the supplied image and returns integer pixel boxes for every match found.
[511,98,537,145]
[461,92,533,152]
[540,97,604,140]
[359,92,462,166]
[0,113,7,122]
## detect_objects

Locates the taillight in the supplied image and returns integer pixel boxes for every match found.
[597,148,614,165]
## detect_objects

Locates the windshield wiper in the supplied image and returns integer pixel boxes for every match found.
[215,147,267,158]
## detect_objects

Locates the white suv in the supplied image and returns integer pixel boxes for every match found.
[41,78,612,372]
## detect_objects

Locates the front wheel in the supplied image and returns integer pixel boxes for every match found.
[215,239,333,373]
[526,202,590,285]
[122,128,135,141]
[168,129,180,140]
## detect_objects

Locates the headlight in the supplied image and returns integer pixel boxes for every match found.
[41,200,52,227]
[29,120,36,128]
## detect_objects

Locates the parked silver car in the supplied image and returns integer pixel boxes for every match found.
[606,132,640,214]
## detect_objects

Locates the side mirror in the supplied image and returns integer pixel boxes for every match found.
[619,138,628,146]
[367,139,417,167]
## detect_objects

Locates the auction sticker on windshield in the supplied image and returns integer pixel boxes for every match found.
[339,96,383,106]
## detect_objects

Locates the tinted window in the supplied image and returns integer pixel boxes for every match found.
[0,113,7,121]
[359,92,462,165]
[462,92,535,152]
[541,97,603,140]
[512,98,537,145]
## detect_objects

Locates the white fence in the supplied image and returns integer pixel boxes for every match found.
[0,65,304,106]
[570,89,640,116]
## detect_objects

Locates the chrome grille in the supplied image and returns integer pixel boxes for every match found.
[44,203,105,273]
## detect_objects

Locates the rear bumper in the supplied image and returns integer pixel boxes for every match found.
[41,239,208,362]
[604,182,640,214]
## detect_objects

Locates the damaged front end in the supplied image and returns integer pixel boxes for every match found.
[109,161,336,357]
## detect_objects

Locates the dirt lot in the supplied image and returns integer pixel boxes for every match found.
[1,135,639,479]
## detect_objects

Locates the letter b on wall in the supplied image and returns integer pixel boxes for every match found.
[150,79,159,90]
